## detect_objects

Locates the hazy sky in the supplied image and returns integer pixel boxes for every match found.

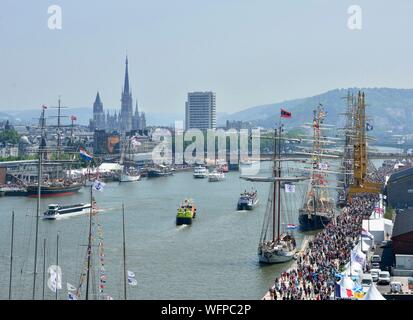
[1,0,413,114]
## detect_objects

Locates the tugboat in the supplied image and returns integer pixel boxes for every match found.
[208,169,225,182]
[193,165,208,179]
[43,203,92,220]
[237,189,259,210]
[176,199,197,225]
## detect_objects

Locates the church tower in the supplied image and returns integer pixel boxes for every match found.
[119,56,133,132]
[92,91,105,130]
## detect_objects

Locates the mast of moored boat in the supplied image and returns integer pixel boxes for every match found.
[9,211,14,300]
[85,185,93,300]
[42,238,46,300]
[276,126,282,241]
[55,232,59,300]
[33,106,45,300]
[122,204,127,300]
[272,128,277,242]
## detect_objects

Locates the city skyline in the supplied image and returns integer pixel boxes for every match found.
[2,1,413,114]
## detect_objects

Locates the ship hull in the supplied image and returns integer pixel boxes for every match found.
[43,206,91,220]
[258,249,295,264]
[298,212,331,231]
[176,217,193,225]
[237,198,259,211]
[27,185,82,198]
[147,170,173,178]
[120,174,141,182]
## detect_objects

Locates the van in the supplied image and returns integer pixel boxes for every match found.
[370,269,380,282]
[371,255,381,263]
[378,271,391,285]
[361,274,373,287]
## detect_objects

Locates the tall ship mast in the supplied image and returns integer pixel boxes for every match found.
[242,124,307,264]
[298,104,335,231]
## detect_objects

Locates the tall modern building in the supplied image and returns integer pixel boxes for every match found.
[185,91,216,130]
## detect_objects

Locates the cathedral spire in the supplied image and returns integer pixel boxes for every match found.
[123,55,130,94]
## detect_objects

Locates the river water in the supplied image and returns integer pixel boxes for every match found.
[0,161,319,300]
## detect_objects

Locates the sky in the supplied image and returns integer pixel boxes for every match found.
[1,0,413,115]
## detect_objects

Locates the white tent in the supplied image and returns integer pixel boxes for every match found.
[98,163,123,172]
[362,284,386,300]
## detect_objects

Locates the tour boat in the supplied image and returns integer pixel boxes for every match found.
[43,203,92,220]
[237,189,259,210]
[193,165,208,178]
[208,169,225,182]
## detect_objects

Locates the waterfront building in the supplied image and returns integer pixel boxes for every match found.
[384,167,413,209]
[392,210,413,255]
[185,91,216,130]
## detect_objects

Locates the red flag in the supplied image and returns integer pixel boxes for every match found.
[71,115,77,121]
[281,109,291,118]
[42,105,48,109]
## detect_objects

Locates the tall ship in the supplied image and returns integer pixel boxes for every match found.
[193,165,208,178]
[298,105,336,231]
[119,135,141,182]
[176,199,197,225]
[242,123,307,264]
[26,182,82,197]
[147,164,174,178]
[237,189,259,210]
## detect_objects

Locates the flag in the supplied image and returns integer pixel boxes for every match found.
[284,184,296,193]
[105,295,114,300]
[366,123,373,131]
[79,147,93,161]
[68,292,78,300]
[351,249,366,266]
[93,180,106,192]
[318,162,328,170]
[280,109,292,118]
[71,115,77,121]
[286,224,298,230]
[127,270,136,278]
[128,277,138,286]
[361,229,374,240]
[67,283,77,291]
[42,105,48,109]
[131,136,142,148]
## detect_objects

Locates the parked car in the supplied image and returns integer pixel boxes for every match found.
[378,271,391,285]
[361,274,373,287]
[371,255,381,263]
[371,262,380,269]
[370,269,381,282]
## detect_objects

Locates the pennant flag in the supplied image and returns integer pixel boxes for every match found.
[127,270,136,278]
[280,108,292,118]
[366,123,373,131]
[318,162,328,170]
[71,115,77,121]
[351,249,366,266]
[128,277,138,286]
[42,105,48,109]
[79,147,93,161]
[68,292,78,300]
[93,180,106,192]
[361,228,374,240]
[67,283,77,291]
[284,184,296,193]
[286,224,298,230]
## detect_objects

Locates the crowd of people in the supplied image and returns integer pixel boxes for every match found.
[267,193,380,300]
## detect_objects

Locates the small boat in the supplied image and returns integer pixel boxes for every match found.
[43,203,92,220]
[176,199,197,225]
[147,165,174,178]
[193,165,208,179]
[237,189,259,210]
[120,167,141,182]
[216,159,229,173]
[208,169,225,182]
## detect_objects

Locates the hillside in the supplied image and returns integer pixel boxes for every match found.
[223,88,413,134]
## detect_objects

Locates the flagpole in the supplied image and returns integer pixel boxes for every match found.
[9,211,14,300]
[55,232,59,300]
[122,203,127,300]
[86,185,93,300]
[42,238,46,300]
